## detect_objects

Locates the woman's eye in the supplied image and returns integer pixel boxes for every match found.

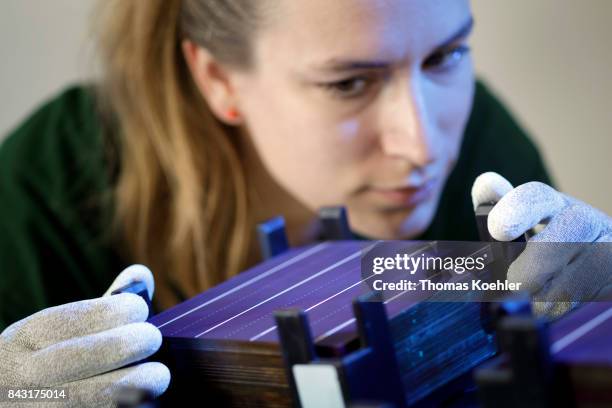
[320,77,371,99]
[423,45,471,72]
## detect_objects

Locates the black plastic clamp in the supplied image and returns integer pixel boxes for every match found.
[275,297,406,408]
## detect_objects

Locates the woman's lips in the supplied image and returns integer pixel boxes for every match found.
[368,179,437,206]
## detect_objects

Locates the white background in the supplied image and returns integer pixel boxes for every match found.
[1,0,610,213]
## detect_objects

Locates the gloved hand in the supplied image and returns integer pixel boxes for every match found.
[0,265,170,407]
[471,172,612,318]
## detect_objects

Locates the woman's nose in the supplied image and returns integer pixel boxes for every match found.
[379,76,436,168]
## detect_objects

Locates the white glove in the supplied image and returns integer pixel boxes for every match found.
[0,265,170,407]
[471,172,612,317]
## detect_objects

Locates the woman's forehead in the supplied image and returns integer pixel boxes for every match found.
[257,0,472,68]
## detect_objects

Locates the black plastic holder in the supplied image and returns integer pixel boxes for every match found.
[275,297,406,408]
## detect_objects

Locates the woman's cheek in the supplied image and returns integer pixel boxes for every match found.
[297,122,371,206]
[278,133,358,208]
[439,77,475,165]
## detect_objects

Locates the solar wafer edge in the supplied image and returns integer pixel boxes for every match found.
[147,238,612,407]
[150,240,504,407]
[150,240,453,344]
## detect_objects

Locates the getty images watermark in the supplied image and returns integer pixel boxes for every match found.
[360,241,612,302]
[0,387,69,402]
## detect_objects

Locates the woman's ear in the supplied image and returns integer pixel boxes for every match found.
[181,39,242,125]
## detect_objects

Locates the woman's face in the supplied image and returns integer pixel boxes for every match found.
[232,0,475,239]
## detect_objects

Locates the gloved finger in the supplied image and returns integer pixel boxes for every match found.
[531,301,577,319]
[530,203,603,243]
[532,255,603,320]
[506,241,583,294]
[5,293,149,350]
[593,280,612,301]
[488,181,567,241]
[29,322,162,385]
[535,243,611,301]
[599,232,612,244]
[103,264,155,300]
[63,362,171,408]
[470,172,514,210]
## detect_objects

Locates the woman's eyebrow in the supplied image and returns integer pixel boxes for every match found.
[312,59,390,73]
[435,15,474,50]
[309,16,475,74]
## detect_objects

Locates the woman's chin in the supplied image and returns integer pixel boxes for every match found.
[348,197,439,240]
[395,200,439,239]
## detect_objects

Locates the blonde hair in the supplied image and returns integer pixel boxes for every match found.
[95,0,266,308]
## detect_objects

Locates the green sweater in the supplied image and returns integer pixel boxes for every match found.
[0,81,552,331]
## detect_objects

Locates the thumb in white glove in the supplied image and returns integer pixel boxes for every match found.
[471,172,612,318]
[0,265,170,408]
